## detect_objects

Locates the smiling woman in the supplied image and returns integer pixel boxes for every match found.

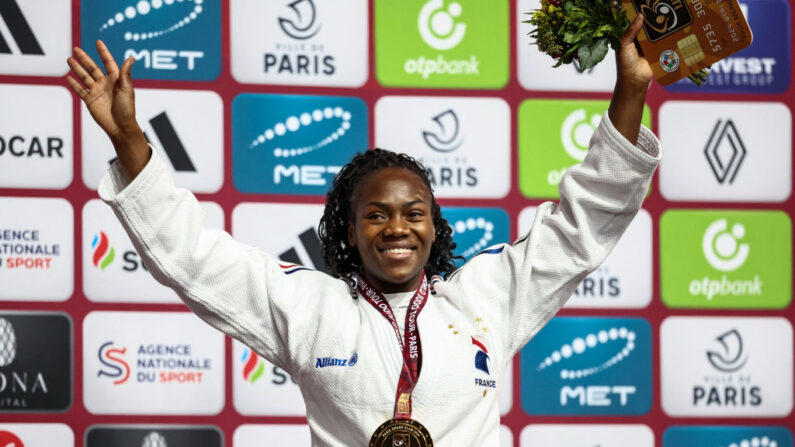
[68,30,661,445]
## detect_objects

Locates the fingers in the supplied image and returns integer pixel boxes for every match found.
[119,57,135,90]
[66,75,89,100]
[72,45,106,82]
[67,55,94,88]
[620,13,645,47]
[96,40,119,75]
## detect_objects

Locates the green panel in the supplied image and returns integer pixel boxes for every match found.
[518,99,652,199]
[375,0,509,88]
[661,210,792,309]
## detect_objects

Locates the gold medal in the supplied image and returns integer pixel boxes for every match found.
[369,418,433,447]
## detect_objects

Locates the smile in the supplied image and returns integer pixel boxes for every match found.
[379,247,416,254]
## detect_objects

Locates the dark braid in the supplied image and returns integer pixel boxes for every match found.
[319,148,460,281]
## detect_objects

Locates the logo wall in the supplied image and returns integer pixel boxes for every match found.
[375,96,510,198]
[660,210,791,309]
[0,198,73,302]
[230,0,368,87]
[375,0,508,88]
[0,313,72,412]
[441,207,509,265]
[86,425,222,447]
[659,101,791,202]
[516,0,617,92]
[83,311,225,415]
[520,424,654,447]
[520,317,652,415]
[82,199,224,303]
[232,203,327,273]
[0,0,70,76]
[0,84,73,189]
[661,317,793,416]
[518,99,653,199]
[665,0,791,93]
[234,425,311,446]
[81,0,221,81]
[232,340,305,416]
[233,94,367,195]
[82,89,224,193]
[663,426,794,447]
[0,423,73,446]
[518,207,652,308]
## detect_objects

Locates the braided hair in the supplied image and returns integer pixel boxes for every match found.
[319,148,460,281]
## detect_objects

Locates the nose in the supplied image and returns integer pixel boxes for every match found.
[383,216,409,237]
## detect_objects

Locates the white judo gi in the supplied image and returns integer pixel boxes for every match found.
[98,112,661,446]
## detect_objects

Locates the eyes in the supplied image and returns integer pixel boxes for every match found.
[365,208,428,222]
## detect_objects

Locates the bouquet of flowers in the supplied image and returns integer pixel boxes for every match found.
[526,0,710,85]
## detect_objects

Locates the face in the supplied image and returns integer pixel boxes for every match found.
[348,167,436,294]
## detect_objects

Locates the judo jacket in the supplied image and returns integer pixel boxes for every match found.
[98,112,661,446]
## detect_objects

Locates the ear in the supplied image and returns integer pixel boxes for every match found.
[347,221,356,247]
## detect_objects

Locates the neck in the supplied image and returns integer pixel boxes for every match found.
[362,272,423,294]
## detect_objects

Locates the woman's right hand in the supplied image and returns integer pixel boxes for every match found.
[67,40,150,182]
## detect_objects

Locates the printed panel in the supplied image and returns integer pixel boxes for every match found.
[664,426,793,447]
[501,425,512,447]
[660,101,792,202]
[519,207,652,309]
[83,311,225,415]
[661,317,794,417]
[231,0,368,87]
[82,199,224,303]
[520,317,652,415]
[80,0,221,81]
[516,0,617,92]
[234,425,311,446]
[518,99,652,199]
[0,84,73,189]
[86,425,222,447]
[0,0,70,76]
[520,424,654,447]
[232,203,327,274]
[232,94,368,195]
[375,96,510,198]
[82,89,224,193]
[442,207,510,266]
[375,0,509,88]
[660,210,791,309]
[233,339,306,416]
[0,312,72,412]
[664,0,791,93]
[0,197,73,302]
[0,423,73,446]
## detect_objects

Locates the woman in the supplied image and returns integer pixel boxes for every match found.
[67,14,660,446]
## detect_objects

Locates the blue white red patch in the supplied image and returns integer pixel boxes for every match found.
[279,263,311,275]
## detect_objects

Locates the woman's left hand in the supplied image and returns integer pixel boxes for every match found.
[615,13,653,92]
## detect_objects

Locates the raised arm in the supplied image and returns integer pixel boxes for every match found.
[67,40,150,182]
[608,13,653,145]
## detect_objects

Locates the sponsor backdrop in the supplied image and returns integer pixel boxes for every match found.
[0,0,793,445]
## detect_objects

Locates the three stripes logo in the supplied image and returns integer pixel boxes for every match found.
[108,111,195,171]
[0,0,43,55]
[278,227,331,275]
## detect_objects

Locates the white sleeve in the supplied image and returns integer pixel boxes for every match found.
[447,112,661,357]
[97,148,344,374]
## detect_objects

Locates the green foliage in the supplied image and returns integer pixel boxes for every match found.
[526,0,628,71]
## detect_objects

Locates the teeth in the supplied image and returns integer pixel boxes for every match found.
[383,248,413,254]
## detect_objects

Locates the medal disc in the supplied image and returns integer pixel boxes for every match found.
[369,419,433,447]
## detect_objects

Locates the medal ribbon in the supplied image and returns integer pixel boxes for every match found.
[356,272,429,420]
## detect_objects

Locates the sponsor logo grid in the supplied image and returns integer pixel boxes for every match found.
[0,0,793,444]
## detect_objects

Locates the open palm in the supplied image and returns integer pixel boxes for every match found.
[67,40,137,139]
